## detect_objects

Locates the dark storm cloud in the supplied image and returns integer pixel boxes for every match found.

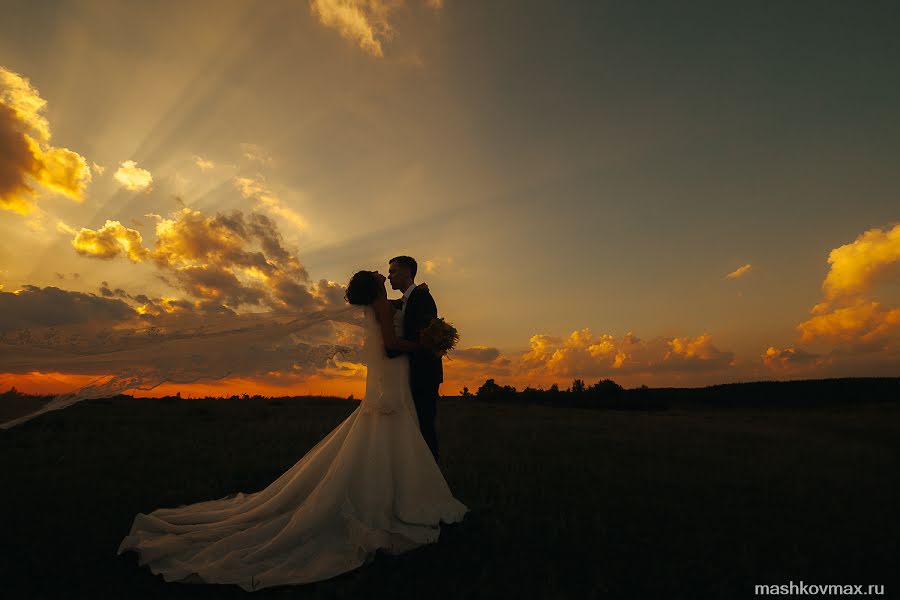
[0,285,135,332]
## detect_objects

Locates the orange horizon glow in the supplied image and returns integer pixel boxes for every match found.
[0,371,367,399]
[1,5,898,397]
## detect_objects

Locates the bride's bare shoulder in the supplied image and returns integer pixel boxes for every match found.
[370,296,392,319]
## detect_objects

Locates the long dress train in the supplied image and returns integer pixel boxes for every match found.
[116,305,468,591]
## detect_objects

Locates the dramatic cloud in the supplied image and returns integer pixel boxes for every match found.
[726,264,752,279]
[312,279,348,307]
[764,223,900,374]
[0,285,135,333]
[0,298,361,428]
[234,176,308,231]
[309,0,444,57]
[69,206,328,312]
[797,299,900,347]
[113,160,153,191]
[0,66,92,214]
[72,220,151,262]
[821,223,900,301]
[797,223,900,348]
[4,205,364,427]
[98,280,237,318]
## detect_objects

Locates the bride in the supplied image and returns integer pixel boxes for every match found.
[117,269,469,591]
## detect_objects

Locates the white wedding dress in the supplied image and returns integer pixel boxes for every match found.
[116,305,469,591]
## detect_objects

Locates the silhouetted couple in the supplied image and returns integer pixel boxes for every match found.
[118,255,466,591]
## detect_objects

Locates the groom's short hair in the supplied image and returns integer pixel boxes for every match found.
[389,255,417,278]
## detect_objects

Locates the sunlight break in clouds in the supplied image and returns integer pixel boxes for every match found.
[233,176,308,231]
[309,0,444,57]
[726,264,752,279]
[113,160,153,191]
[0,66,92,215]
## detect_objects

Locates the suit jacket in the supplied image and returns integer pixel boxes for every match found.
[386,286,443,387]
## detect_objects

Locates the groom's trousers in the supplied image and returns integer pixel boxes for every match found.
[411,380,439,463]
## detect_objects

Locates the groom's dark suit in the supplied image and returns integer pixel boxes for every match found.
[388,285,442,462]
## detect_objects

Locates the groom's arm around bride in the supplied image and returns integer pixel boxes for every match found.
[403,285,443,381]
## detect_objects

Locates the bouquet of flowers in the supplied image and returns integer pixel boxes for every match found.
[419,317,460,357]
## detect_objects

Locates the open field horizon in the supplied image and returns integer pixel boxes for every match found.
[3,376,899,426]
[1,377,898,598]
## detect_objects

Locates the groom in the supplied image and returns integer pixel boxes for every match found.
[386,255,442,463]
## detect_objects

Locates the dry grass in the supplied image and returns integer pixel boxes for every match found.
[1,391,898,598]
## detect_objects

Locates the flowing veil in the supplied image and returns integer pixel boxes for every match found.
[0,304,365,429]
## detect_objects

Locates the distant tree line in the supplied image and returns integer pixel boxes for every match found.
[458,377,664,410]
[457,377,900,410]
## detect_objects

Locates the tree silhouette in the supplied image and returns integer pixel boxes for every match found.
[476,378,517,401]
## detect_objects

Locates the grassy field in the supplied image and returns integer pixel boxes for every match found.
[1,387,898,599]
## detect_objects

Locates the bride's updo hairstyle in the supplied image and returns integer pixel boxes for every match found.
[345,270,379,306]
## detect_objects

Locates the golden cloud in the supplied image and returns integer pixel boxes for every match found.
[797,299,900,346]
[796,223,900,348]
[113,160,153,191]
[762,346,822,371]
[765,222,900,373]
[520,328,734,378]
[312,279,348,307]
[726,264,752,279]
[72,220,151,262]
[821,223,900,300]
[309,0,444,57]
[0,66,92,215]
[70,207,325,312]
[666,334,727,360]
[443,328,738,393]
[96,279,238,319]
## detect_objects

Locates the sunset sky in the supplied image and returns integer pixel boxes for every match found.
[1,0,898,399]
